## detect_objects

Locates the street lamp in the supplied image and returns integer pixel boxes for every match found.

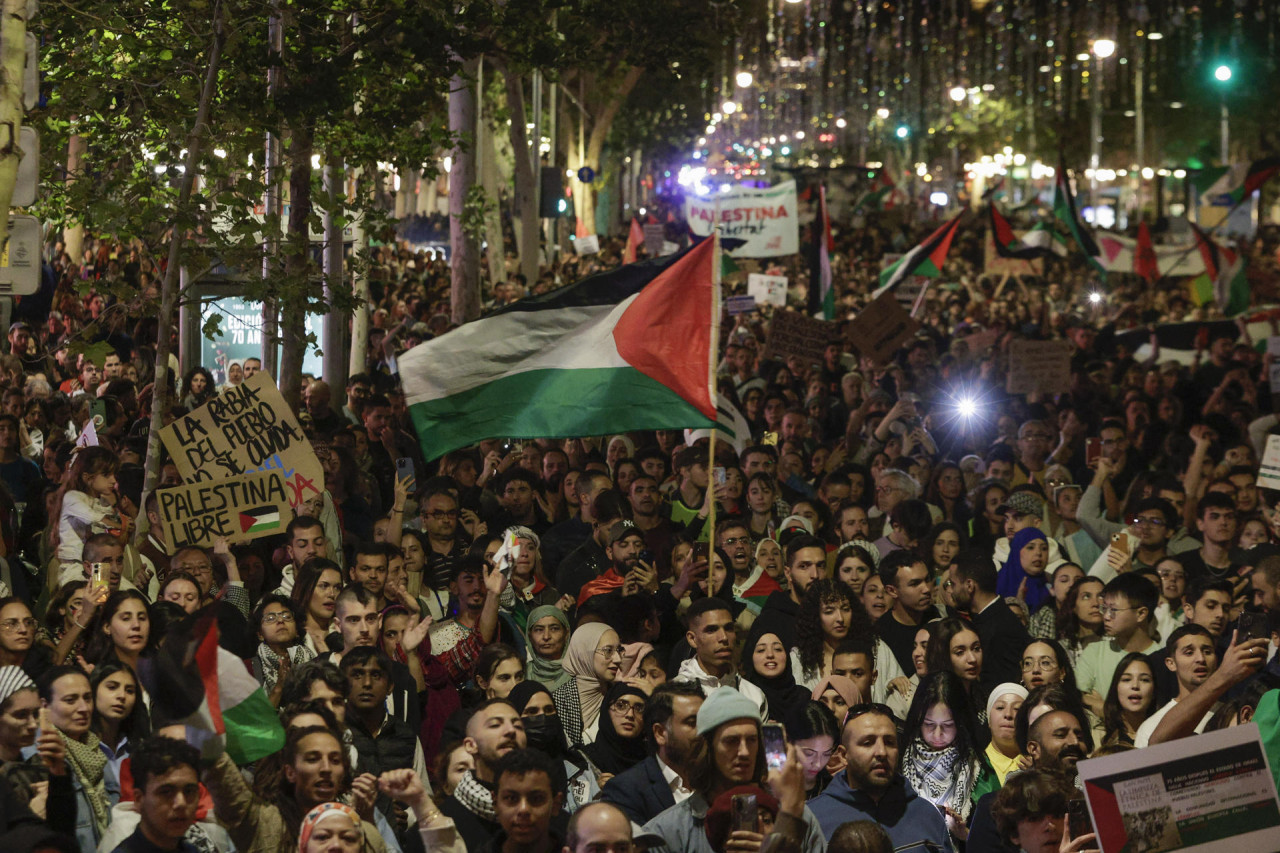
[1089,39,1116,211]
[1214,64,1233,163]
[949,86,967,103]
[735,71,753,88]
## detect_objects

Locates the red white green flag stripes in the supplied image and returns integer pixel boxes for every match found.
[401,239,721,460]
[873,212,963,299]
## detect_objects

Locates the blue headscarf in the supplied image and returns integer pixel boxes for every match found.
[997,527,1051,612]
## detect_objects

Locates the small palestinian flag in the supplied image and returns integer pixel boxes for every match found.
[989,204,1059,260]
[873,211,963,298]
[1053,153,1104,271]
[239,506,282,535]
[1190,157,1280,206]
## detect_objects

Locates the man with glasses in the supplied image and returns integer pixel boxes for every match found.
[419,483,471,593]
[167,542,256,658]
[1087,497,1176,583]
[1075,574,1161,717]
[1088,419,1142,521]
[1011,419,1056,489]
[602,682,705,825]
[674,598,768,718]
[809,703,952,850]
[717,519,779,607]
[1176,492,1242,589]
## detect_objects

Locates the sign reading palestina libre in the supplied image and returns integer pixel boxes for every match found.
[684,181,799,258]
[156,373,324,551]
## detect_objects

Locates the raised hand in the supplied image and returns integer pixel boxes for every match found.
[402,613,432,653]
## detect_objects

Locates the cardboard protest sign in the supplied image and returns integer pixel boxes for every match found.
[642,223,665,256]
[157,469,295,552]
[747,273,788,307]
[764,310,838,365]
[158,372,324,509]
[845,291,919,365]
[685,181,799,257]
[1258,434,1280,490]
[1005,339,1072,394]
[1079,723,1280,852]
[983,232,1038,277]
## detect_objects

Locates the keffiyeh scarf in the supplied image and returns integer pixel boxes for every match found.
[902,742,980,821]
[61,730,110,832]
[453,770,497,821]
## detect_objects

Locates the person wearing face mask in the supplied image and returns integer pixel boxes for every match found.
[505,681,599,813]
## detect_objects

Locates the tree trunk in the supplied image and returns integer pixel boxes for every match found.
[278,123,314,412]
[503,68,539,289]
[140,8,226,518]
[449,58,480,324]
[0,0,29,255]
[63,134,86,261]
[480,117,506,289]
[579,65,644,236]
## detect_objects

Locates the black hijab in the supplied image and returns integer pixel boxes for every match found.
[506,680,569,758]
[580,683,648,775]
[740,620,811,721]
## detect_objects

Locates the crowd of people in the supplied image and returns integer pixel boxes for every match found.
[0,205,1279,853]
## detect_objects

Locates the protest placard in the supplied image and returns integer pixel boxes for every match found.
[574,234,599,255]
[685,181,799,258]
[1005,339,1072,395]
[747,273,788,307]
[1079,723,1280,853]
[158,372,324,509]
[643,223,665,256]
[845,291,919,365]
[1258,435,1280,490]
[725,295,757,315]
[764,310,838,364]
[157,469,295,552]
[983,232,1038,277]
[960,327,1000,357]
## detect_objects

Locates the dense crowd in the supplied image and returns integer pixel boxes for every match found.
[1,208,1280,853]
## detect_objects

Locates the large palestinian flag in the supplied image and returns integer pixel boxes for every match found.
[401,239,720,460]
[1053,154,1103,270]
[1190,157,1280,206]
[1189,223,1249,316]
[873,212,963,298]
[989,204,1065,260]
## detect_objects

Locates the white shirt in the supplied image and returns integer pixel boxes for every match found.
[658,755,693,804]
[1134,698,1218,748]
[674,656,769,720]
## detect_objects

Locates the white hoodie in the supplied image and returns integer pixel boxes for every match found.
[675,655,769,720]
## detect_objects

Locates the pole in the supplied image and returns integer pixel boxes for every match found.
[1220,100,1230,165]
[1134,46,1144,217]
[1090,56,1102,211]
[261,0,283,379]
[706,229,723,541]
[322,155,347,398]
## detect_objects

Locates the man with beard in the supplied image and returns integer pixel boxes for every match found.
[717,519,779,608]
[752,535,826,648]
[968,708,1090,852]
[440,699,529,849]
[809,705,952,849]
[628,474,676,577]
[541,471,612,580]
[601,682,705,824]
[555,491,631,602]
[575,521,649,605]
[1136,625,1222,747]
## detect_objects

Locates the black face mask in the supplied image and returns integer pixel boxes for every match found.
[522,714,567,757]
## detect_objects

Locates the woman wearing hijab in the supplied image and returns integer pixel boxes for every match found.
[620,642,666,695]
[997,527,1052,613]
[551,622,622,747]
[741,622,811,722]
[810,674,861,724]
[580,683,648,786]
[523,605,571,692]
[985,683,1028,785]
[506,680,599,811]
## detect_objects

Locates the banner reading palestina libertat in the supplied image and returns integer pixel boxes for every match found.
[685,181,799,258]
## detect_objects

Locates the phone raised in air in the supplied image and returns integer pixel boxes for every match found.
[1237,611,1270,643]
[395,457,415,483]
[1085,437,1102,466]
[731,793,759,833]
[762,721,788,772]
[1067,799,1093,840]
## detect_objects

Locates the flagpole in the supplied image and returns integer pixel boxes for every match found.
[706,228,722,543]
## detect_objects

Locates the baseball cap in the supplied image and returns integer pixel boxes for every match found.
[608,520,644,546]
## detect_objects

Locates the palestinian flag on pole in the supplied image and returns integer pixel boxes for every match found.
[1021,222,1069,257]
[1189,223,1250,315]
[872,212,963,299]
[139,611,285,764]
[623,217,644,264]
[1190,157,1280,206]
[989,204,1061,260]
[1053,154,1103,270]
[807,184,834,319]
[1134,222,1160,284]
[401,239,721,460]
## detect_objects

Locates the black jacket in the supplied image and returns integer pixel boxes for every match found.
[971,597,1031,695]
[600,755,677,825]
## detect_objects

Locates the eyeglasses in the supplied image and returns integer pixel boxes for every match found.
[1128,516,1167,528]
[722,536,750,546]
[609,699,645,717]
[595,645,624,659]
[0,618,35,632]
[261,612,295,624]
[1046,478,1071,488]
[1099,606,1135,617]
[1156,569,1185,581]
[1021,656,1057,671]
[942,579,956,590]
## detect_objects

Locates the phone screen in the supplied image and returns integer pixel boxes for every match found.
[1067,799,1092,840]
[1238,612,1269,642]
[731,794,758,833]
[762,722,787,772]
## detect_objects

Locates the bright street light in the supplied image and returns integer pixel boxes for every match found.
[895,125,910,139]
[835,117,847,128]
[722,100,738,115]
[949,86,967,103]
[1214,64,1232,82]
[735,71,753,88]
[1092,39,1116,58]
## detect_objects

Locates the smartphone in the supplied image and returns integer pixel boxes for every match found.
[1067,799,1092,840]
[38,707,51,734]
[762,431,778,447]
[713,466,727,487]
[90,562,109,595]
[763,721,788,772]
[1237,611,1269,642]
[638,549,654,567]
[1111,531,1131,558]
[730,793,759,833]
[691,542,710,561]
[395,457,415,484]
[1086,437,1102,465]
